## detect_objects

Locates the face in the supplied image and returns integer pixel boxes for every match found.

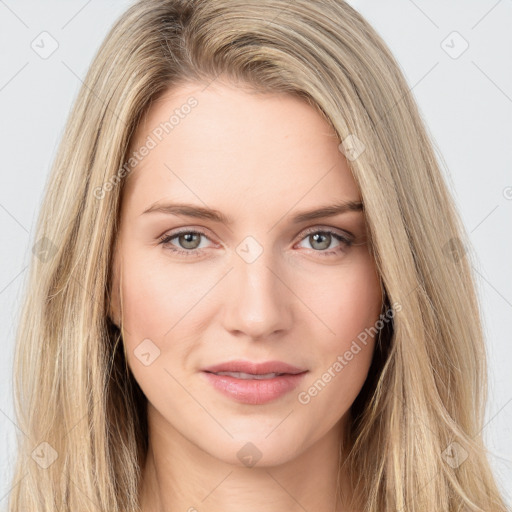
[110,80,383,467]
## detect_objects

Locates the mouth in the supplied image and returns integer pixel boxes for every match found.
[201,360,308,405]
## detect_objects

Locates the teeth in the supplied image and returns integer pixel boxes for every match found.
[214,371,283,380]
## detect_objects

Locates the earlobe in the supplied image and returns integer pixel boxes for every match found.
[108,293,121,328]
[108,311,120,329]
[108,254,122,329]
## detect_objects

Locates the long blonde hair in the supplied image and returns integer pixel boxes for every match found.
[8,0,508,510]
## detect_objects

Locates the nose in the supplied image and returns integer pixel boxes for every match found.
[220,245,294,340]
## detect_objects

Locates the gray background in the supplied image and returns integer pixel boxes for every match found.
[0,0,510,507]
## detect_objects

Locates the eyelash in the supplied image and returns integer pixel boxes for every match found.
[158,227,353,258]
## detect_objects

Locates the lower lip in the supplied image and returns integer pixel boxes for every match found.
[201,371,308,405]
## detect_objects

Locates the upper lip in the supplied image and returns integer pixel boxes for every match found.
[202,360,307,375]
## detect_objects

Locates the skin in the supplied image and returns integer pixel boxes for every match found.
[109,79,383,512]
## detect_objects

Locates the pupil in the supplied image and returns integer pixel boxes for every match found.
[311,232,330,250]
[180,233,200,249]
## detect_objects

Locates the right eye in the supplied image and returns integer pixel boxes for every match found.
[159,229,214,257]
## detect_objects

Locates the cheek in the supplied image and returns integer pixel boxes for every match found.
[119,247,211,342]
[304,254,382,351]
[117,248,211,405]
[295,255,382,410]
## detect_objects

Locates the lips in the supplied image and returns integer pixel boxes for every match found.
[201,360,308,405]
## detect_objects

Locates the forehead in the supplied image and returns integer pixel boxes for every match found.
[123,81,361,216]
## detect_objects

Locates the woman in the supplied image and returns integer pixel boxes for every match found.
[8,0,508,510]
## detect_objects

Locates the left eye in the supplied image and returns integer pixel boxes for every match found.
[296,230,352,254]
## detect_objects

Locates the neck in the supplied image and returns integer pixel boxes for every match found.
[138,404,356,512]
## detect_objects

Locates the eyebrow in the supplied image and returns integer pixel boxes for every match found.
[141,199,364,224]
